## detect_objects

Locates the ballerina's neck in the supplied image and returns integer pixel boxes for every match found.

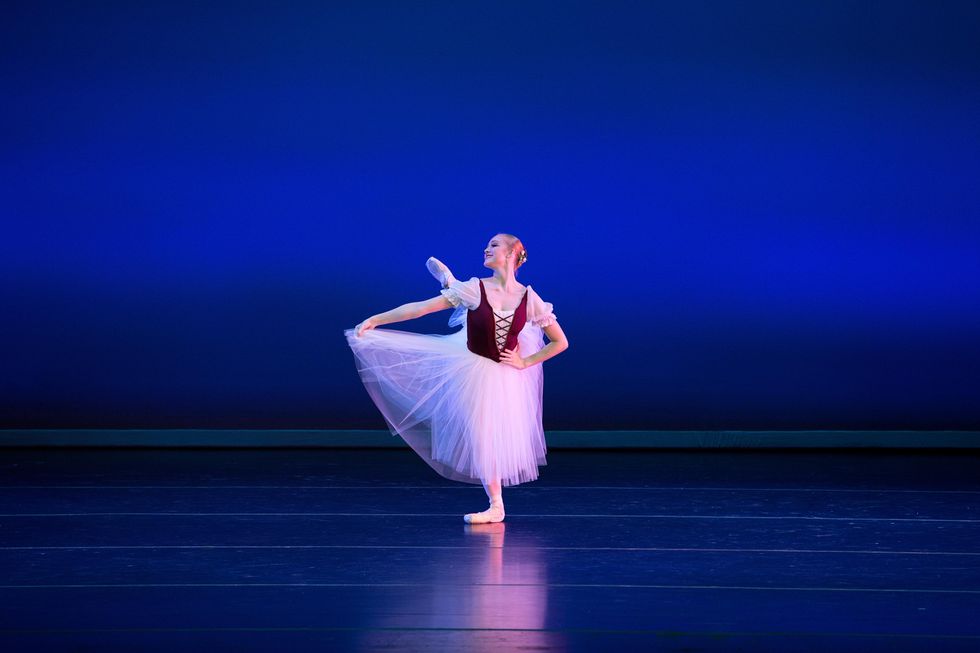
[482,280,527,312]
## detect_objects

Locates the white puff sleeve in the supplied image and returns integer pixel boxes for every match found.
[526,285,558,328]
[440,276,481,311]
[440,277,481,328]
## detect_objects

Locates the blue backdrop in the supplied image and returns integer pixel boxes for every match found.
[2,1,978,430]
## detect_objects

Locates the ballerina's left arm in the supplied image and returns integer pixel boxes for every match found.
[500,322,569,370]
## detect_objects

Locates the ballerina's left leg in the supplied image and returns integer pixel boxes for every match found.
[464,477,505,523]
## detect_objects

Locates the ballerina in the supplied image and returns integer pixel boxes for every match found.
[344,233,570,523]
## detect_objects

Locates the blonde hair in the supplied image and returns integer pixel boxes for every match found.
[499,233,527,271]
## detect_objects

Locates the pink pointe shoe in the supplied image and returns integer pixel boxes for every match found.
[463,501,505,524]
[426,256,457,289]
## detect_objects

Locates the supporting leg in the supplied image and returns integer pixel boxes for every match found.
[464,478,505,523]
[482,478,503,504]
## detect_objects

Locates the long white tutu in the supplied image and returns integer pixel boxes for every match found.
[344,318,548,487]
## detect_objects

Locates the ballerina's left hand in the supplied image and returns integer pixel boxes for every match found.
[499,344,527,369]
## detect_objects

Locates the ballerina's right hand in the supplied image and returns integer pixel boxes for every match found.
[355,318,377,337]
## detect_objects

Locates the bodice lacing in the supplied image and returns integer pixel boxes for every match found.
[492,310,515,351]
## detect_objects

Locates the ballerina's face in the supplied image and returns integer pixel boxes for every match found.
[483,235,510,269]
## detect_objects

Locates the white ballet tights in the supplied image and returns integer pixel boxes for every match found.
[464,478,505,523]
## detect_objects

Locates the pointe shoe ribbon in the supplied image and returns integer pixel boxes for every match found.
[426,256,457,289]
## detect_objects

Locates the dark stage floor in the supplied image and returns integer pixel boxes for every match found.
[0,447,978,652]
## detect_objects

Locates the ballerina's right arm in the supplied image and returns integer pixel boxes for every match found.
[354,295,454,337]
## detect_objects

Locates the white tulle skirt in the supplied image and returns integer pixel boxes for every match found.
[344,320,548,487]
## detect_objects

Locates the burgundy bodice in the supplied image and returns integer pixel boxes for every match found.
[466,279,529,362]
